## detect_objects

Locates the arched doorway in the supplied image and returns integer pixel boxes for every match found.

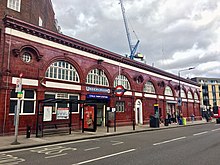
[135,99,143,124]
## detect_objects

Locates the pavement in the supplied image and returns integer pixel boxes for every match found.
[0,119,213,152]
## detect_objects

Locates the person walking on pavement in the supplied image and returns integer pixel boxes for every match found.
[167,113,171,124]
[191,113,195,123]
[204,113,209,122]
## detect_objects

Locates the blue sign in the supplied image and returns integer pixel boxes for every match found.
[86,87,110,93]
[86,94,110,100]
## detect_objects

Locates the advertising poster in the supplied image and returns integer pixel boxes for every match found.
[83,105,97,132]
[56,108,69,120]
[43,106,52,121]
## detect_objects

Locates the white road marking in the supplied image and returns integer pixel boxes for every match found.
[0,154,25,164]
[0,139,92,154]
[72,149,136,165]
[153,137,186,146]
[84,147,100,151]
[193,131,208,136]
[45,153,67,159]
[111,141,124,145]
[211,128,220,132]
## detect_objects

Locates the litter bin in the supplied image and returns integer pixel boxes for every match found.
[164,119,169,126]
[26,125,31,138]
[182,118,186,125]
[150,116,159,128]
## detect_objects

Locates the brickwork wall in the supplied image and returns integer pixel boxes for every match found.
[0,16,201,134]
[0,0,57,32]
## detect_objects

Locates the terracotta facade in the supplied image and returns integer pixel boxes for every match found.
[0,15,201,135]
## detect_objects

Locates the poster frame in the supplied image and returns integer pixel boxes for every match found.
[43,106,53,122]
[83,104,97,132]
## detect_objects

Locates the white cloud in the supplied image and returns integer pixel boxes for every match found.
[52,0,220,78]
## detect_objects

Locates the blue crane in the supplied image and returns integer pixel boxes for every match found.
[119,0,141,60]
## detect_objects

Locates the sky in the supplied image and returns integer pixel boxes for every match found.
[51,0,220,79]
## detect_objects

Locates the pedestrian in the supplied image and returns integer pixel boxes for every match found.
[191,113,195,123]
[204,113,209,122]
[167,113,171,124]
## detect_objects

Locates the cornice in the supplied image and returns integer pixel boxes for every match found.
[3,15,198,87]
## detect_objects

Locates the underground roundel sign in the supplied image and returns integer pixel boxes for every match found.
[115,85,125,97]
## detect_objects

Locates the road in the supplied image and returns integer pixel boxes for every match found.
[1,123,220,165]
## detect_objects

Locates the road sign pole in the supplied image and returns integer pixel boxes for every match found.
[12,98,21,145]
[12,75,22,145]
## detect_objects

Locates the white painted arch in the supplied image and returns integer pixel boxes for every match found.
[135,99,143,125]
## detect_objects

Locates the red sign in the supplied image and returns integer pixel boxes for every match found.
[115,85,125,97]
[84,106,95,129]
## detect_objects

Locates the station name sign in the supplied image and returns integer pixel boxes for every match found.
[86,86,110,93]
[86,94,110,100]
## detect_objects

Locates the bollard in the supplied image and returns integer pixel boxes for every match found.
[133,119,135,130]
[26,125,31,138]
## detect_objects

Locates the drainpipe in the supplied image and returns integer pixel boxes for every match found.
[3,25,12,135]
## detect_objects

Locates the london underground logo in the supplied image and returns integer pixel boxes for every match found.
[114,85,125,97]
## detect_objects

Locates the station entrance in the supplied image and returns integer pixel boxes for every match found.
[86,94,110,127]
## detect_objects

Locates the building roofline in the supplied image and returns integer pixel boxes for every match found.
[3,15,198,87]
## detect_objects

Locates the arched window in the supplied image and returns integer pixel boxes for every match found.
[86,69,109,86]
[187,91,193,99]
[194,93,199,100]
[46,61,79,82]
[181,89,186,98]
[114,75,131,90]
[164,86,173,96]
[144,81,155,93]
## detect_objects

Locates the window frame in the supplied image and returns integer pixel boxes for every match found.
[143,81,155,94]
[44,92,80,114]
[7,0,21,12]
[9,89,36,115]
[194,92,199,100]
[164,86,173,96]
[180,89,186,98]
[187,91,193,99]
[114,75,131,90]
[86,69,109,86]
[46,61,80,83]
[116,101,125,112]
[21,52,32,63]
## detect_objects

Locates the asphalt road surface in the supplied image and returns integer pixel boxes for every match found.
[1,123,220,165]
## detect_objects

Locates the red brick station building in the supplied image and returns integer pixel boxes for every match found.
[0,0,201,135]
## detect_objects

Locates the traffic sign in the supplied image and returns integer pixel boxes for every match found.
[178,98,182,106]
[114,85,125,97]
[15,78,22,93]
[17,92,23,98]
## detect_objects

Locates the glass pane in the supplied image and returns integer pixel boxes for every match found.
[54,68,57,78]
[23,101,34,113]
[45,94,55,99]
[58,68,61,79]
[69,96,78,112]
[9,100,17,113]
[46,70,49,77]
[24,90,34,98]
[44,94,56,108]
[49,68,53,77]
[57,102,67,108]
[10,89,17,98]
[62,69,65,79]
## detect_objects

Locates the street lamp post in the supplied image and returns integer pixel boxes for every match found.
[178,67,195,116]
